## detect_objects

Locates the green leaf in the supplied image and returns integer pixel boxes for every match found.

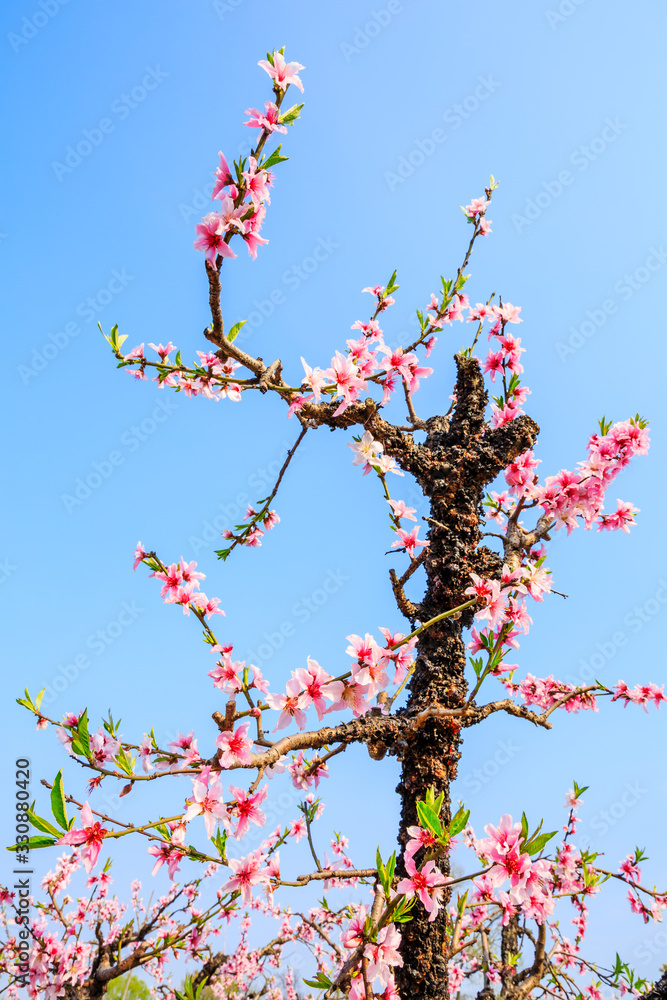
[416,800,443,838]
[227,320,247,343]
[7,835,57,851]
[50,771,68,831]
[98,322,127,354]
[114,749,134,775]
[520,812,529,844]
[375,848,396,895]
[392,895,416,922]
[71,710,92,759]
[303,972,332,989]
[524,830,557,857]
[385,851,396,886]
[261,144,289,170]
[448,806,470,839]
[27,809,61,839]
[17,687,36,713]
[212,828,228,862]
[385,269,399,295]
[278,102,304,125]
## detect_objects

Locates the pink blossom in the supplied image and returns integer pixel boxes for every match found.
[325,352,366,416]
[364,924,403,986]
[289,818,307,841]
[147,823,187,880]
[212,151,234,199]
[229,784,268,840]
[294,657,345,721]
[597,499,639,533]
[348,430,383,471]
[266,676,308,730]
[493,302,522,324]
[133,542,147,570]
[463,196,489,218]
[300,357,328,400]
[148,341,177,362]
[209,655,244,694]
[56,802,107,874]
[396,857,447,921]
[193,213,237,264]
[391,526,429,557]
[216,722,254,768]
[191,591,225,618]
[242,203,269,258]
[258,51,305,93]
[138,734,154,774]
[221,850,271,906]
[183,775,229,839]
[404,824,438,862]
[243,101,287,134]
[242,157,273,208]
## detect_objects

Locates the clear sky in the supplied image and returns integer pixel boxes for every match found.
[2,0,667,987]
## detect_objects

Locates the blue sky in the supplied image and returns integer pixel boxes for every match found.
[2,0,666,986]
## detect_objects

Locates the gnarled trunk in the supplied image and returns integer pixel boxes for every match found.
[394,358,539,999]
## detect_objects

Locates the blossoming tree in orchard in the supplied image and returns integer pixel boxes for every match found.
[4,48,667,1000]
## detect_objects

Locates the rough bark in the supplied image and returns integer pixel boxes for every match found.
[646,969,667,1000]
[394,357,539,999]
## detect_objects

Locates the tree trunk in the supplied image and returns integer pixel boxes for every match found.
[394,357,539,999]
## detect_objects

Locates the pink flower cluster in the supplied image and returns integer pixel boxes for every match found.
[611,680,666,710]
[194,52,304,266]
[266,658,345,730]
[473,815,554,921]
[221,503,280,548]
[505,418,649,534]
[134,545,225,619]
[462,195,492,235]
[125,345,244,402]
[342,904,403,999]
[291,294,435,418]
